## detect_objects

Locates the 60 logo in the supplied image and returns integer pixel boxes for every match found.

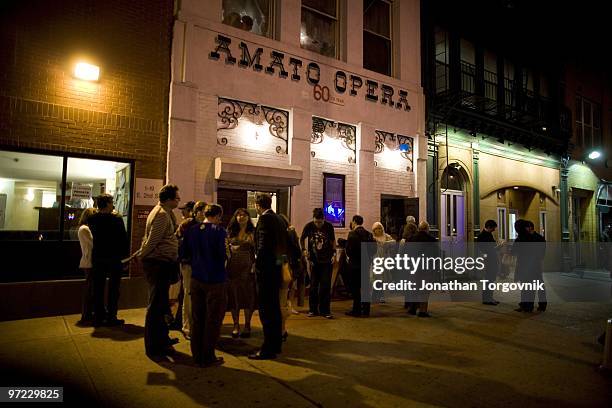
[313,84,330,102]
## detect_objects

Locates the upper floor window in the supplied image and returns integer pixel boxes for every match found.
[434,26,449,93]
[363,0,392,76]
[460,39,475,94]
[575,96,601,148]
[222,0,275,38]
[301,0,338,58]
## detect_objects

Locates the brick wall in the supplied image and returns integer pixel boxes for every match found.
[310,158,357,238]
[0,0,174,276]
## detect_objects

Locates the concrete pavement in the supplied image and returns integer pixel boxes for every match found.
[1,300,611,407]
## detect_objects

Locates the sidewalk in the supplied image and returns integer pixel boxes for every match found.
[1,300,611,407]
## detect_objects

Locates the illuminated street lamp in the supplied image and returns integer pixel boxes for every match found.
[74,62,100,81]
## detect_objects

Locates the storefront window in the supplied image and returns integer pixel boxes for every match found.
[301,0,338,58]
[323,173,345,228]
[222,0,275,38]
[0,149,132,283]
[64,158,131,240]
[0,151,63,240]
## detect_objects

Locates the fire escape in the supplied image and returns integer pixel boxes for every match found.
[429,27,571,155]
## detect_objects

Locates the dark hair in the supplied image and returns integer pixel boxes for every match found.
[159,184,179,203]
[484,219,497,229]
[96,193,113,210]
[193,201,207,214]
[241,15,253,27]
[402,222,417,240]
[228,208,255,237]
[352,215,364,226]
[312,208,324,219]
[514,219,528,235]
[255,193,272,210]
[526,220,535,229]
[204,203,223,218]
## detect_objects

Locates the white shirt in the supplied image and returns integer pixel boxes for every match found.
[78,224,94,269]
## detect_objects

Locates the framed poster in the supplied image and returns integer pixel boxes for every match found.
[323,173,345,228]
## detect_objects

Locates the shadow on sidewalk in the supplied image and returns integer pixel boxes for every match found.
[140,330,572,408]
[91,323,144,341]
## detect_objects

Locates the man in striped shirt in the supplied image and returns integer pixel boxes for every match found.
[138,184,181,359]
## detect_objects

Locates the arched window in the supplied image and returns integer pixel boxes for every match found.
[441,166,463,191]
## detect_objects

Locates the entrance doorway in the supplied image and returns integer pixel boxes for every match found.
[440,165,466,242]
[217,187,290,227]
[380,196,418,240]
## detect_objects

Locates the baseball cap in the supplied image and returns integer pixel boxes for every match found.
[179,200,195,210]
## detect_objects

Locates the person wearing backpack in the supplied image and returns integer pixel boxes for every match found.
[300,208,336,319]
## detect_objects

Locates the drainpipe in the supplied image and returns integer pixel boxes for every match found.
[560,156,570,242]
[472,147,480,240]
[427,139,439,238]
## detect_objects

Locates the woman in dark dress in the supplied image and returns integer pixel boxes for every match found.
[227,208,257,338]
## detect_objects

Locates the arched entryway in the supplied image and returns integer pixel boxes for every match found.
[440,164,468,242]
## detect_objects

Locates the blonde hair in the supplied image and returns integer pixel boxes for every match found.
[79,208,97,226]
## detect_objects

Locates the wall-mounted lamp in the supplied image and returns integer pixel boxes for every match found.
[588,150,601,160]
[74,62,100,81]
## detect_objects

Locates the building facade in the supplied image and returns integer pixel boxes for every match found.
[562,61,612,244]
[0,0,174,319]
[421,0,572,243]
[169,0,425,238]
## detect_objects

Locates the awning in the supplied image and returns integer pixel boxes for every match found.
[214,157,303,188]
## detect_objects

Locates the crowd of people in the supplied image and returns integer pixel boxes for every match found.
[75,184,556,366]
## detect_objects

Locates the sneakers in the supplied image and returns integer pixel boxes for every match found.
[307,312,318,317]
[323,314,334,319]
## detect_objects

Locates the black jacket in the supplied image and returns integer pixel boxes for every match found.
[346,226,375,268]
[88,212,129,264]
[254,209,289,286]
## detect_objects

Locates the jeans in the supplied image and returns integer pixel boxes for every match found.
[190,279,227,364]
[309,262,332,315]
[92,259,122,322]
[143,260,172,355]
[181,264,193,334]
[257,272,282,355]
